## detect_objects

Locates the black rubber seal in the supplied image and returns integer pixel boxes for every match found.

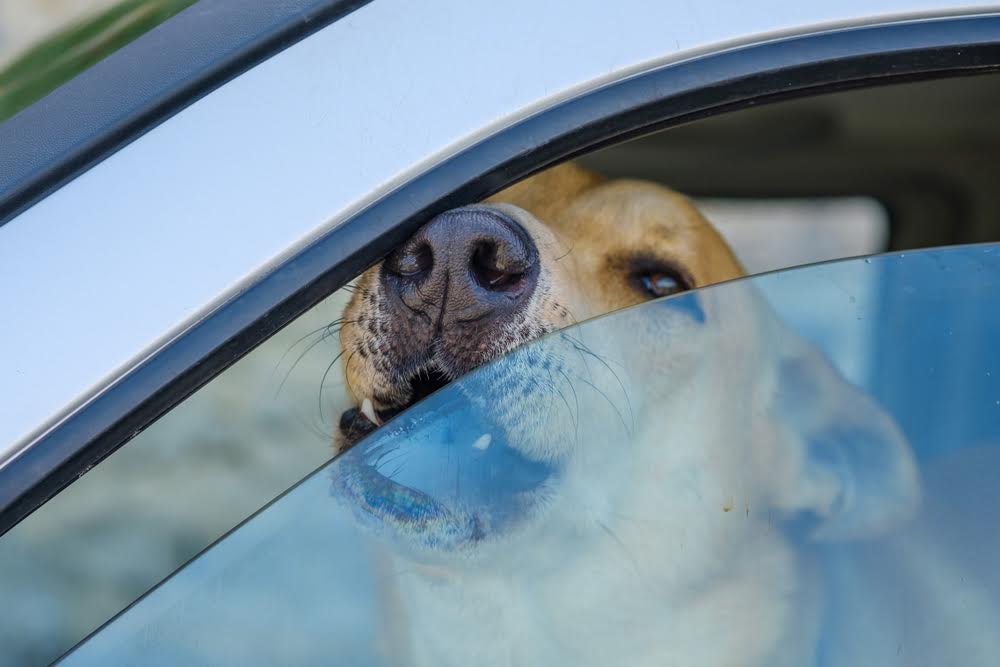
[2,14,999,536]
[0,0,372,226]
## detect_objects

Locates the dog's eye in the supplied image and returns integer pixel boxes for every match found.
[637,271,688,298]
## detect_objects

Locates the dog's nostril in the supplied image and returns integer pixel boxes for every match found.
[389,243,433,278]
[471,241,526,291]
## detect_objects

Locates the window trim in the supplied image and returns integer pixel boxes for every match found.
[2,13,998,536]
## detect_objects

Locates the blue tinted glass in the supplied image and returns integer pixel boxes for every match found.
[62,244,1000,667]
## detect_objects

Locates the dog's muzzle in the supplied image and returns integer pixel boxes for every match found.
[330,384,558,553]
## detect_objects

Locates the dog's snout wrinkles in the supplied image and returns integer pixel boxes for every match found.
[383,206,539,333]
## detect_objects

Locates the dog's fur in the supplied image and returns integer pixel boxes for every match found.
[331,164,937,666]
[336,164,744,427]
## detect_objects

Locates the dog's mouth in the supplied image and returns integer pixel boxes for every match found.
[338,365,454,442]
[385,367,452,421]
[330,361,558,554]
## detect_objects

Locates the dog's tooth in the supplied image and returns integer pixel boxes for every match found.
[472,433,492,450]
[361,398,382,426]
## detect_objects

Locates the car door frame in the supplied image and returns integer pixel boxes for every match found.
[1,9,999,536]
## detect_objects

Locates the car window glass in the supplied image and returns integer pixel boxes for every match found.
[697,197,890,382]
[0,200,886,666]
[5,70,1000,665]
[59,244,1000,666]
[0,289,352,666]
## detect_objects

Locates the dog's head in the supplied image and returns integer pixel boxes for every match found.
[331,164,917,569]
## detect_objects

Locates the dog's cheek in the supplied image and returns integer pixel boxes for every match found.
[344,339,379,403]
[456,343,574,464]
[544,259,595,327]
[341,313,391,403]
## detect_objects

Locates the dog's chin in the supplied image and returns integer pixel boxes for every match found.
[330,379,561,559]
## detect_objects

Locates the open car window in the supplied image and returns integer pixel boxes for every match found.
[57,243,1000,666]
[2,12,998,666]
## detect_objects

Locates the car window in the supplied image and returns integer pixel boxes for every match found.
[0,289,352,666]
[578,74,1000,251]
[3,68,999,666]
[0,0,195,121]
[695,197,889,274]
[56,244,1000,666]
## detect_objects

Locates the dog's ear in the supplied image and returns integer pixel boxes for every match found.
[763,335,919,541]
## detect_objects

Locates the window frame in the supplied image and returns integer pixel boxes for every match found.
[1,13,999,536]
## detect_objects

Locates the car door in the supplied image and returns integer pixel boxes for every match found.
[54,243,1000,667]
[1,2,999,665]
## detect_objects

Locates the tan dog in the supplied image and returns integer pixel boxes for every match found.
[329,163,922,666]
[336,163,743,441]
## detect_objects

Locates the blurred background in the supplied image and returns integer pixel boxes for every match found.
[1,1,122,63]
[0,0,194,121]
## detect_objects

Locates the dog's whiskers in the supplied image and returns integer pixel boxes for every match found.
[596,519,644,581]
[545,367,579,444]
[318,348,349,424]
[272,318,356,397]
[554,242,576,262]
[564,336,635,435]
[575,376,632,440]
[340,349,362,424]
[555,367,581,448]
[272,319,341,369]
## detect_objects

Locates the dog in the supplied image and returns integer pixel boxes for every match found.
[327,163,936,666]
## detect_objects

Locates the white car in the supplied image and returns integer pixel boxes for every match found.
[1,1,999,665]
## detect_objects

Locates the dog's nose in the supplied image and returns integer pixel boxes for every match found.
[382,205,539,328]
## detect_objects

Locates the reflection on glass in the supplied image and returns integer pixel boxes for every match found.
[62,245,1000,667]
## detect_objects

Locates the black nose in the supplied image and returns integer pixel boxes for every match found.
[382,205,539,330]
